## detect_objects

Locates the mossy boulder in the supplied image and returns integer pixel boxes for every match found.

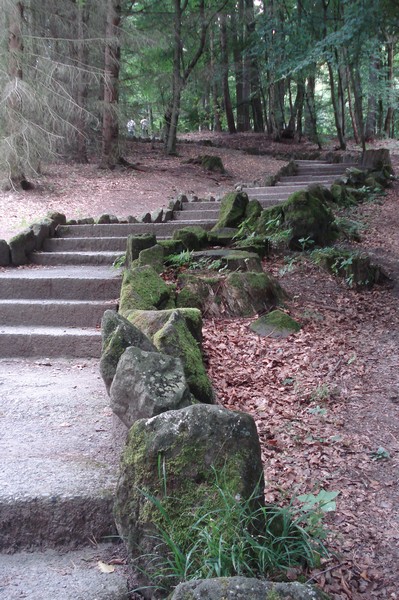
[171,578,331,600]
[199,154,225,173]
[158,239,185,257]
[307,184,334,205]
[176,271,285,318]
[190,249,263,272]
[9,229,36,265]
[119,265,174,314]
[255,205,284,236]
[223,271,286,317]
[173,227,206,251]
[330,184,358,207]
[110,347,194,427]
[127,308,204,347]
[126,233,157,265]
[312,249,384,288]
[283,191,338,250]
[233,236,270,258]
[152,310,214,404]
[114,404,264,597]
[206,227,238,247]
[100,310,156,394]
[137,244,164,273]
[250,310,301,339]
[212,191,249,229]
[0,240,10,266]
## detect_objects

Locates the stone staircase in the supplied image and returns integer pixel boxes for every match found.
[0,158,354,598]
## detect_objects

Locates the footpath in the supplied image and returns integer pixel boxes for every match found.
[0,161,350,599]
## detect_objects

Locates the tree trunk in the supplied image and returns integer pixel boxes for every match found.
[7,0,27,186]
[327,61,346,150]
[74,1,89,163]
[210,26,222,132]
[219,13,236,133]
[246,0,264,132]
[304,72,321,148]
[384,40,395,137]
[364,57,379,141]
[100,0,121,169]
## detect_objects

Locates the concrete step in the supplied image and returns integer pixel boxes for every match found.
[0,299,116,328]
[43,237,129,252]
[280,175,340,183]
[0,266,122,300]
[173,209,220,221]
[0,358,124,552]
[0,545,129,599]
[56,220,217,239]
[30,251,123,267]
[0,326,102,358]
[180,201,220,211]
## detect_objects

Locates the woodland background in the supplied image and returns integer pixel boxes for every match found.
[1,0,398,188]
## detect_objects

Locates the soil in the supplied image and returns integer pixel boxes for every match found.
[1,133,398,599]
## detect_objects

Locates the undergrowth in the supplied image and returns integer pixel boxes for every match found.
[133,468,337,595]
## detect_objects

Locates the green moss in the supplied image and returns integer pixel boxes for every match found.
[119,265,172,314]
[158,239,185,257]
[137,244,164,273]
[127,307,204,345]
[250,310,301,339]
[153,311,214,404]
[173,228,202,251]
[212,191,249,230]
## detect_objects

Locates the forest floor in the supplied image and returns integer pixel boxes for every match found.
[0,133,398,599]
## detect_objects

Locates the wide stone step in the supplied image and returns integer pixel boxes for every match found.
[56,220,217,239]
[0,545,129,599]
[30,250,124,267]
[179,201,220,211]
[0,299,116,327]
[0,358,123,552]
[173,209,220,221]
[0,266,121,300]
[0,326,102,358]
[43,236,129,252]
[280,175,340,183]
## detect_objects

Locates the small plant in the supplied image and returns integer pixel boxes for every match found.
[165,249,193,268]
[112,253,126,268]
[370,447,390,461]
[310,383,331,403]
[308,405,327,416]
[133,468,337,595]
[279,256,298,276]
[298,236,315,252]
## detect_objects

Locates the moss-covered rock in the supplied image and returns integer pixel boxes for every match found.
[9,229,36,265]
[100,310,156,394]
[312,248,385,288]
[114,404,264,596]
[158,239,185,257]
[207,227,238,247]
[176,274,215,312]
[283,191,338,250]
[212,191,249,230]
[137,244,164,273]
[190,249,263,272]
[127,308,204,346]
[255,205,284,236]
[172,228,202,251]
[119,265,173,314]
[232,236,270,258]
[126,233,157,266]
[250,310,301,339]
[199,154,225,173]
[110,347,194,427]
[152,310,214,404]
[223,271,286,317]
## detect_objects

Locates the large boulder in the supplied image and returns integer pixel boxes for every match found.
[283,191,338,250]
[119,265,174,315]
[9,229,36,265]
[100,310,156,394]
[170,578,330,600]
[126,233,157,266]
[0,240,10,266]
[136,244,164,273]
[212,191,249,229]
[176,271,285,318]
[114,404,264,597]
[190,249,263,272]
[151,310,214,404]
[110,347,193,427]
[127,308,203,346]
[250,310,301,339]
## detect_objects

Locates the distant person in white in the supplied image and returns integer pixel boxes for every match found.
[140,118,149,136]
[127,119,136,136]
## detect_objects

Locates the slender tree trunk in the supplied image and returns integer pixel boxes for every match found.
[210,26,222,132]
[246,0,264,132]
[327,61,346,149]
[384,40,395,137]
[304,72,321,148]
[348,62,365,152]
[219,13,236,133]
[364,57,379,141]
[100,0,121,168]
[8,0,27,186]
[74,1,89,163]
[346,68,360,144]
